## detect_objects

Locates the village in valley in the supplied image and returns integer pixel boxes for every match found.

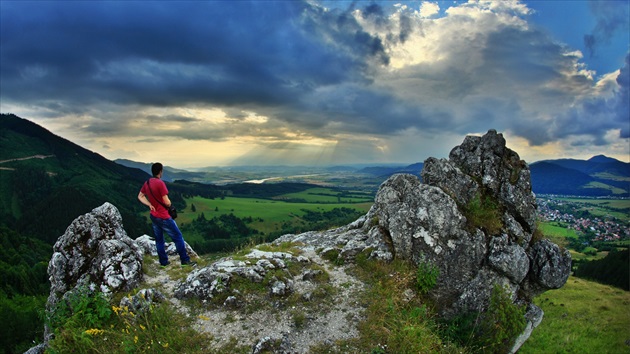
[537,196,630,243]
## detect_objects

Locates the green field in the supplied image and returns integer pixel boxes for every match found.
[538,221,578,244]
[592,172,630,182]
[180,195,372,235]
[520,276,630,354]
[536,221,611,262]
[583,181,628,195]
[274,187,373,203]
[555,198,630,221]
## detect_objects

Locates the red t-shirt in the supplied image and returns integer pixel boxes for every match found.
[141,178,171,219]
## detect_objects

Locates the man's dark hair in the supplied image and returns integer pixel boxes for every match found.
[151,163,163,177]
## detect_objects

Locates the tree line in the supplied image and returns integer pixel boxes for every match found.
[0,226,51,354]
[574,249,629,290]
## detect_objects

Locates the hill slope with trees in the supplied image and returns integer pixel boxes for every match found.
[530,157,629,196]
[1,114,152,243]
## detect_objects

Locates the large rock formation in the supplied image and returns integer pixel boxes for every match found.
[274,129,571,352]
[47,202,144,311]
[28,203,145,353]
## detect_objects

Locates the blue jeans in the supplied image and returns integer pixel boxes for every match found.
[150,215,190,265]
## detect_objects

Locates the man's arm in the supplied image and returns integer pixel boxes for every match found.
[162,195,172,208]
[138,191,156,212]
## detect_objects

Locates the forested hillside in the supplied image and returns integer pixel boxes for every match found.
[0,114,229,243]
[0,114,153,242]
[530,157,630,196]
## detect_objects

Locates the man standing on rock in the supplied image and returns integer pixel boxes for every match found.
[138,162,196,267]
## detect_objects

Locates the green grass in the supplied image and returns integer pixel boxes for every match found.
[538,222,579,239]
[520,276,630,354]
[47,292,213,354]
[537,222,578,249]
[275,187,373,203]
[463,194,503,235]
[592,172,630,182]
[569,249,608,262]
[181,195,372,234]
[554,198,630,221]
[583,181,627,195]
[313,254,463,354]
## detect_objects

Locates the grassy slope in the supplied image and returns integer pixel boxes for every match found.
[520,276,630,354]
[583,181,627,195]
[531,201,630,352]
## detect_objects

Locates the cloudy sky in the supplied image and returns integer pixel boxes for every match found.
[1,1,628,168]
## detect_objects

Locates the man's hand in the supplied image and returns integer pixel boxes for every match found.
[138,191,154,211]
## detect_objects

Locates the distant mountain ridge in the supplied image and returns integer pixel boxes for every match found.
[535,155,629,176]
[530,155,629,196]
[357,162,424,177]
[117,154,628,197]
[114,158,208,182]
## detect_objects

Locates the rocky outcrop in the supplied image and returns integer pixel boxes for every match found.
[274,129,571,352]
[412,130,570,317]
[47,203,144,308]
[47,203,143,334]
[174,249,299,301]
[34,203,145,352]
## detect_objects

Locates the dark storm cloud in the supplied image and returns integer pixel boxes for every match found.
[0,1,382,110]
[482,28,567,85]
[583,0,629,57]
[476,25,628,146]
[300,2,391,67]
[2,0,627,164]
[553,53,630,142]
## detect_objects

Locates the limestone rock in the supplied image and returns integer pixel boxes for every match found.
[47,203,143,309]
[520,238,572,298]
[134,234,199,258]
[272,129,571,352]
[33,203,145,352]
[510,304,544,353]
[119,288,166,313]
[488,234,530,283]
[174,249,297,301]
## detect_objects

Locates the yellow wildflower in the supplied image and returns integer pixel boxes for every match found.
[84,328,104,336]
[112,306,121,315]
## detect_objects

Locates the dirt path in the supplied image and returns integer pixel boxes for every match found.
[141,247,367,352]
[0,154,55,164]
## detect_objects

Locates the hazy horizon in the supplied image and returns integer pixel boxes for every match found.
[114,152,626,172]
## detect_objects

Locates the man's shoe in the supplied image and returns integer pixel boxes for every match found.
[160,261,170,267]
[181,260,197,267]
[181,260,197,266]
